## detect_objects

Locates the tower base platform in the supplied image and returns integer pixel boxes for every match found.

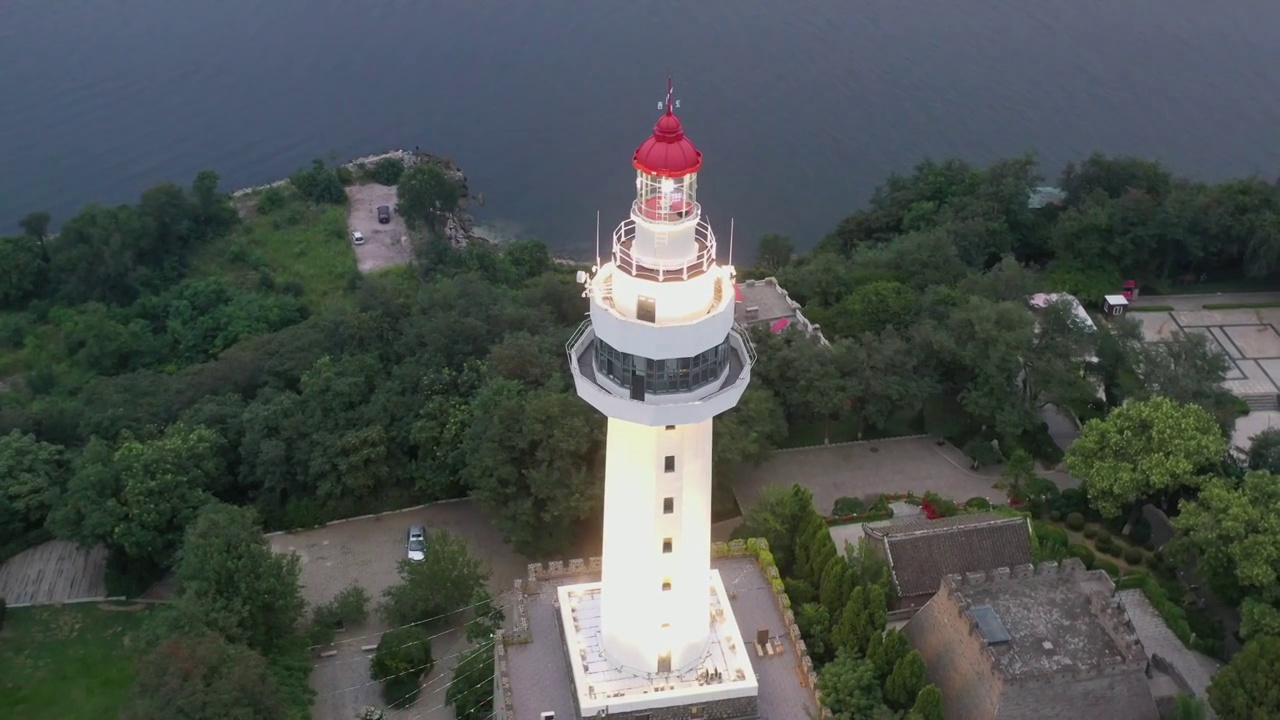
[556,571,758,717]
[498,557,820,720]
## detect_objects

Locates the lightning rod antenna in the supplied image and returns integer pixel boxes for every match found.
[729,217,735,267]
[595,210,601,269]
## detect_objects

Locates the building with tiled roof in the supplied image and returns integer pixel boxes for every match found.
[903,559,1159,720]
[864,512,1033,609]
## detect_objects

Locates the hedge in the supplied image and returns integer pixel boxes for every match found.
[1065,512,1085,530]
[1095,560,1121,578]
[1067,544,1096,570]
[965,497,992,510]
[1096,528,1112,543]
[1123,547,1145,565]
[1082,524,1099,539]
[1032,521,1069,548]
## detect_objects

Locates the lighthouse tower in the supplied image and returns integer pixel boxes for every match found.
[562,81,757,716]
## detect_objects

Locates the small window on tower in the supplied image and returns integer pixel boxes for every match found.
[665,425,676,431]
[664,455,676,473]
[662,538,673,553]
[663,497,674,514]
[662,581,671,592]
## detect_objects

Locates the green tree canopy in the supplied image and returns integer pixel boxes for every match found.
[446,645,495,720]
[1065,397,1224,517]
[397,162,462,230]
[121,634,285,720]
[1208,635,1280,719]
[380,528,489,628]
[818,652,886,720]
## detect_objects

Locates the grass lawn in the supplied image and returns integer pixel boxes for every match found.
[0,604,152,719]
[190,191,359,313]
[782,411,924,449]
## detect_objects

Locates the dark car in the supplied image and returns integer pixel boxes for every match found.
[377,205,391,224]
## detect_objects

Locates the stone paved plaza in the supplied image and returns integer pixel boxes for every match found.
[1131,305,1280,402]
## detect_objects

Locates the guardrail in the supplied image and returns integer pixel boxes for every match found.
[611,218,718,282]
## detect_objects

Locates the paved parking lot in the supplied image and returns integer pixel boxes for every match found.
[732,436,1079,516]
[347,183,412,273]
[269,499,530,720]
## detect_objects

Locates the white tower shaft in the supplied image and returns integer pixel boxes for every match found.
[599,417,714,672]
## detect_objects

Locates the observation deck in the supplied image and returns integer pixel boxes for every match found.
[566,321,755,427]
[612,215,717,283]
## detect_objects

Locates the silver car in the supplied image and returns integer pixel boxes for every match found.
[407,525,426,562]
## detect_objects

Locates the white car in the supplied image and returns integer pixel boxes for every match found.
[350,231,365,246]
[407,525,426,562]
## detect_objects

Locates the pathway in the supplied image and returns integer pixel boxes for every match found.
[0,540,107,606]
[1119,589,1220,715]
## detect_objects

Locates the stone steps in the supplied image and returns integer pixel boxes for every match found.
[1242,393,1279,412]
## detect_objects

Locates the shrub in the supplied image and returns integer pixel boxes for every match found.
[1065,512,1085,530]
[1096,528,1112,543]
[833,496,866,517]
[1123,547,1145,565]
[371,625,434,706]
[1067,544,1096,570]
[368,157,406,186]
[1100,541,1123,558]
[0,597,6,631]
[256,186,287,214]
[963,438,1004,468]
[1032,521,1069,549]
[1145,553,1164,571]
[1095,559,1121,578]
[1082,524,1099,539]
[964,497,992,511]
[1048,510,1062,522]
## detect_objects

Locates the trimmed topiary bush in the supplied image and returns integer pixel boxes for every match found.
[1065,512,1085,531]
[1082,524,1099,539]
[965,497,992,510]
[1123,547,1145,565]
[1048,510,1062,522]
[1100,541,1123,558]
[1096,528,1112,543]
[833,496,866,517]
[1095,559,1121,578]
[1067,544,1096,570]
[1032,521,1069,548]
[1145,553,1164,571]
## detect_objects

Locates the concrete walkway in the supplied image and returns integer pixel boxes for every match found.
[0,540,108,606]
[1120,589,1220,715]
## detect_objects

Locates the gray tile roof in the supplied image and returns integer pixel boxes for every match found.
[867,513,1033,598]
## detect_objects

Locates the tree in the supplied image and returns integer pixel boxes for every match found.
[0,234,47,307]
[289,160,346,205]
[1133,331,1238,432]
[50,424,225,570]
[465,588,506,643]
[866,628,911,680]
[1172,471,1280,610]
[460,379,602,556]
[1065,397,1224,518]
[1248,428,1280,473]
[367,157,406,186]
[819,556,853,613]
[1208,635,1280,719]
[755,233,794,273]
[446,646,495,720]
[818,652,885,720]
[309,583,372,647]
[1173,694,1207,720]
[908,684,944,720]
[831,584,887,655]
[0,430,65,542]
[795,602,834,664]
[884,650,927,710]
[380,529,489,627]
[828,281,918,338]
[713,385,788,472]
[173,502,306,655]
[398,162,462,231]
[18,211,51,242]
[730,484,818,576]
[121,634,285,720]
[370,625,435,707]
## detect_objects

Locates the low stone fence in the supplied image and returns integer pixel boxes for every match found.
[230,149,413,198]
[499,539,829,719]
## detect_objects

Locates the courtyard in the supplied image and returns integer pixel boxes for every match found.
[731,435,1078,517]
[1130,294,1280,405]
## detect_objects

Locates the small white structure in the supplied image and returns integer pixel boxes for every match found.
[1103,294,1131,318]
[564,80,757,715]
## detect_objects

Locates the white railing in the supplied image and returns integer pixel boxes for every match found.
[612,218,718,282]
[566,319,593,354]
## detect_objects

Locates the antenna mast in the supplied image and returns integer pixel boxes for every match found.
[729,218,735,267]
[595,210,601,269]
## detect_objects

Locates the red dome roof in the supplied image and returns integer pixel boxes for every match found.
[632,109,703,177]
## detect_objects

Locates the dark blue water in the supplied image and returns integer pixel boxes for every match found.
[3,0,1279,252]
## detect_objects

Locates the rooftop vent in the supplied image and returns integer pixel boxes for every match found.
[971,605,1012,646]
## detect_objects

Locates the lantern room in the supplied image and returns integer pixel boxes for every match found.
[632,102,703,225]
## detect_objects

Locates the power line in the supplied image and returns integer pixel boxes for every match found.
[319,639,495,698]
[384,640,496,716]
[313,606,505,669]
[308,594,507,650]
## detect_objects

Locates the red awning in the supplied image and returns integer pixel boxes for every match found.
[770,318,791,333]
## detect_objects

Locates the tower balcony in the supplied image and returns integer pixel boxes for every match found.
[566,321,755,427]
[612,215,717,283]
